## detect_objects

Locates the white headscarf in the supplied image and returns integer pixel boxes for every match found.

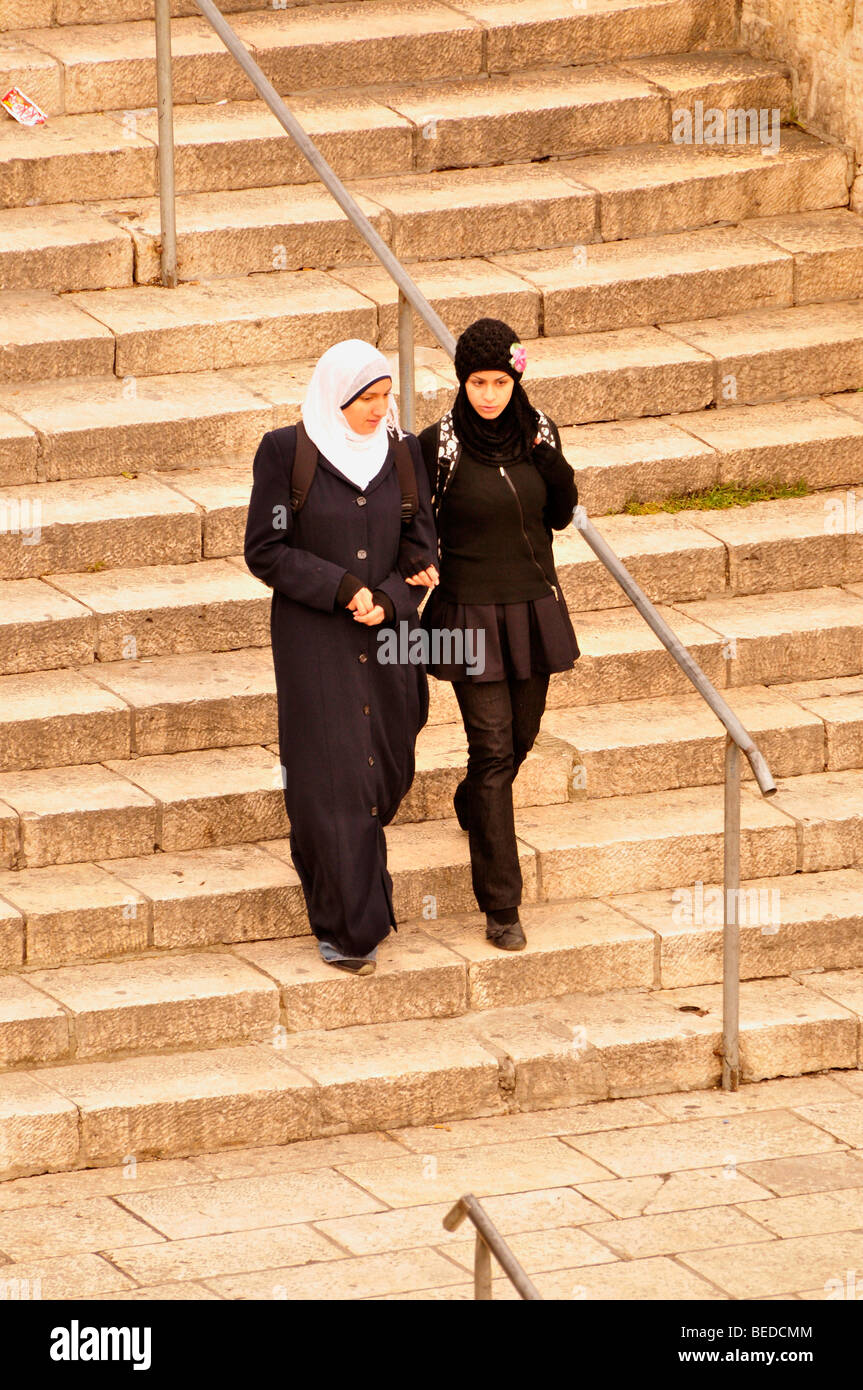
[301,339,403,490]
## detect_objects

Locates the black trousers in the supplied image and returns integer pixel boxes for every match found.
[452,671,550,914]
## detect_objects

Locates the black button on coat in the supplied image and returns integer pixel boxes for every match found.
[244,425,438,957]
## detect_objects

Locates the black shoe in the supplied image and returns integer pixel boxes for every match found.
[485,912,526,952]
[328,957,376,976]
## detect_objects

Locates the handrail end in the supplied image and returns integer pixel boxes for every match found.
[746,747,778,798]
[442,1197,469,1232]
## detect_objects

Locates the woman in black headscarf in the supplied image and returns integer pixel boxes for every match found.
[401,318,579,951]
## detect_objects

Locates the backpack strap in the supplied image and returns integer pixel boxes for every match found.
[293,420,419,523]
[534,408,556,449]
[290,420,319,515]
[392,435,419,523]
[433,410,460,521]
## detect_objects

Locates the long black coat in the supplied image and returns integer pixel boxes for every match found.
[244,425,437,957]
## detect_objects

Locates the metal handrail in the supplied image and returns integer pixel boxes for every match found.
[444,1194,542,1300]
[153,0,777,1088]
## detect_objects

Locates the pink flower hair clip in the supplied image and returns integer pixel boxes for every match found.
[509,341,527,374]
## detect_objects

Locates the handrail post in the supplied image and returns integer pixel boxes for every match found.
[474,1234,493,1300]
[154,0,178,287]
[397,290,416,433]
[723,735,741,1091]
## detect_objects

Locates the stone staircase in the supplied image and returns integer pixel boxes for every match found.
[1,0,863,1180]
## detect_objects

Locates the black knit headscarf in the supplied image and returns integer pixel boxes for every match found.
[451,317,540,466]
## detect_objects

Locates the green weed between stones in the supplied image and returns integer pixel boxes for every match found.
[624,480,809,515]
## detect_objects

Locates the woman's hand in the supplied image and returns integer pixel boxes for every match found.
[352,605,386,626]
[404,565,439,589]
[347,586,375,615]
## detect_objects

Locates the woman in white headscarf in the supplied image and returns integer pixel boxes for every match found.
[244,340,438,974]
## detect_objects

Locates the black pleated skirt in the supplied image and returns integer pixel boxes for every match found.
[421,586,580,683]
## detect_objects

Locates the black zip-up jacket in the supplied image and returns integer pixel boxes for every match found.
[402,416,577,605]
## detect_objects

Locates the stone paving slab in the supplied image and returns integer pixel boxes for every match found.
[0,1071,861,1298]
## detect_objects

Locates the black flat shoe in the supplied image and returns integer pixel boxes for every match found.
[328,958,376,975]
[485,915,526,952]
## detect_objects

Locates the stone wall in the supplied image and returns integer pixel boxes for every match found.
[739,0,863,211]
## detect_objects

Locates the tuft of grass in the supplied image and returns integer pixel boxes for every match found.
[624,479,809,515]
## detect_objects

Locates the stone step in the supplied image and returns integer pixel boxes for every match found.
[0,719,573,868]
[3,279,862,404]
[570,393,863,516]
[3,485,862,675]
[2,307,861,477]
[1,0,288,30]
[542,682,828,798]
[5,212,863,383]
[551,585,863,708]
[0,80,819,225]
[0,695,861,886]
[0,659,853,883]
[0,968,857,1176]
[0,580,860,772]
[2,0,737,48]
[5,2,485,116]
[1,755,861,970]
[1,271,378,383]
[0,126,845,285]
[3,864,863,1066]
[3,7,752,119]
[561,489,863,605]
[661,298,863,408]
[489,211,863,341]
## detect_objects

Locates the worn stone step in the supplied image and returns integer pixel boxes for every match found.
[0,575,861,769]
[0,203,135,294]
[7,212,862,380]
[8,2,484,116]
[565,395,863,517]
[0,952,280,1069]
[0,354,456,486]
[512,781,796,899]
[3,862,863,1062]
[662,298,863,407]
[552,585,863,708]
[7,0,735,50]
[2,0,300,29]
[0,125,844,289]
[3,11,754,120]
[494,212,863,337]
[0,971,855,1176]
[557,128,852,243]
[0,844,307,971]
[40,559,269,663]
[0,474,202,579]
[4,291,862,414]
[557,490,863,605]
[517,765,863,896]
[0,758,860,971]
[543,683,826,798]
[373,54,789,172]
[0,716,571,867]
[0,649,275,774]
[1,271,375,383]
[774,675,863,775]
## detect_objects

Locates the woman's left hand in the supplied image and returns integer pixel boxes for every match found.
[405,565,439,588]
[353,605,387,626]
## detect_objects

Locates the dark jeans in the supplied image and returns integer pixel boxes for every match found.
[452,672,550,914]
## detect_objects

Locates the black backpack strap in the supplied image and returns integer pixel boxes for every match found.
[392,434,419,523]
[290,420,319,514]
[293,421,419,522]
